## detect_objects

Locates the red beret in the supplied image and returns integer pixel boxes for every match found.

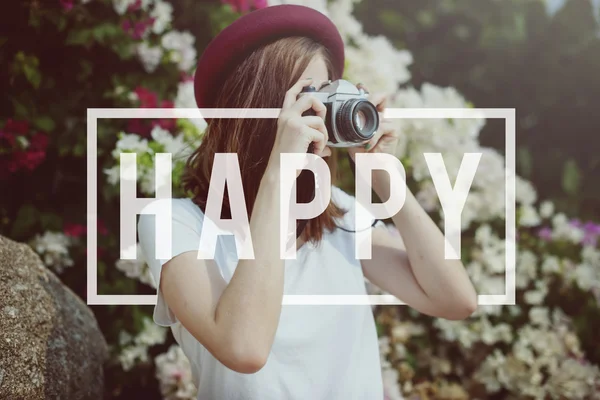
[193,4,345,109]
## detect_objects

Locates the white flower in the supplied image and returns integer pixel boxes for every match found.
[529,307,551,328]
[519,205,541,227]
[545,358,600,399]
[516,177,537,206]
[267,0,329,16]
[150,126,189,157]
[381,367,403,400]
[539,200,554,219]
[161,31,197,72]
[104,165,121,185]
[571,263,597,291]
[118,317,168,371]
[112,0,136,15]
[551,213,585,244]
[541,255,561,275]
[524,280,549,305]
[118,344,149,371]
[116,243,156,288]
[175,81,208,133]
[111,133,151,159]
[328,0,364,41]
[344,35,412,93]
[516,250,538,289]
[155,345,197,400]
[150,0,173,34]
[135,317,168,347]
[30,231,74,274]
[136,42,163,73]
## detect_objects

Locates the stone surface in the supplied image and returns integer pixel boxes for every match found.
[0,235,108,400]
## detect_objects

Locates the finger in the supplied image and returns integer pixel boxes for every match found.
[290,95,327,119]
[356,83,388,112]
[364,128,384,151]
[369,93,388,112]
[301,125,327,155]
[282,78,314,110]
[299,115,328,143]
[347,146,365,162]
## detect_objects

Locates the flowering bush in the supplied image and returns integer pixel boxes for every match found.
[2,0,599,399]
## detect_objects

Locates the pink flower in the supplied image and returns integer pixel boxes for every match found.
[180,72,195,82]
[98,219,109,235]
[64,220,108,237]
[129,88,177,134]
[221,0,267,13]
[0,130,16,147]
[30,132,49,151]
[537,226,553,241]
[64,223,87,238]
[12,147,47,171]
[171,370,183,380]
[127,0,142,12]
[253,0,268,9]
[121,18,154,40]
[4,119,29,135]
[60,0,74,11]
[134,86,159,108]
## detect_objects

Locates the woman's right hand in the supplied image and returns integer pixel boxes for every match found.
[266,78,331,177]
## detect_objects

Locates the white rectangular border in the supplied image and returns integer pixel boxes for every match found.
[87,107,516,306]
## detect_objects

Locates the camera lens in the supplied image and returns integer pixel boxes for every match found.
[336,99,379,143]
[354,110,366,130]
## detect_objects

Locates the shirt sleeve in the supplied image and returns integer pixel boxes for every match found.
[137,198,204,327]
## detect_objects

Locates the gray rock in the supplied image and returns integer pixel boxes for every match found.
[0,235,108,400]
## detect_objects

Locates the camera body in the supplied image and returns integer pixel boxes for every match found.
[298,79,380,148]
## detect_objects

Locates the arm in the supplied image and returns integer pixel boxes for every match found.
[361,171,478,320]
[350,86,477,320]
[160,172,286,374]
[158,77,330,374]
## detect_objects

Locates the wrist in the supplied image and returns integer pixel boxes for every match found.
[371,170,417,213]
[261,163,281,187]
[371,170,392,200]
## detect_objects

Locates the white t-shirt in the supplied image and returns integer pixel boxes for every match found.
[138,186,385,400]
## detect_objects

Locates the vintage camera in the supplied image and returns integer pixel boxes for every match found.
[298,79,380,148]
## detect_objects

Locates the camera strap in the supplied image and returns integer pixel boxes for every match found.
[295,151,381,240]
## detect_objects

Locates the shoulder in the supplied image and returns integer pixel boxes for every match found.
[137,198,206,250]
[331,186,354,210]
[138,198,203,228]
[137,198,208,266]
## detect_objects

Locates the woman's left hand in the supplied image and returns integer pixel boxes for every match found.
[347,84,400,161]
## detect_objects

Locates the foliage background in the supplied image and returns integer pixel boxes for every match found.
[1,0,599,399]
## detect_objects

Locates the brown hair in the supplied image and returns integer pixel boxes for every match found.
[182,36,346,244]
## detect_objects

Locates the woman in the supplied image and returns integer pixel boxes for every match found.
[138,4,477,399]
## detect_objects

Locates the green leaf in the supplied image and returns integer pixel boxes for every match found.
[23,64,41,88]
[65,29,93,46]
[518,146,533,178]
[10,204,39,240]
[33,116,56,132]
[562,159,581,196]
[73,142,86,157]
[10,97,29,119]
[39,212,62,231]
[92,23,121,44]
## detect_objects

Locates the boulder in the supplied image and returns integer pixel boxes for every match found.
[0,235,108,399]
